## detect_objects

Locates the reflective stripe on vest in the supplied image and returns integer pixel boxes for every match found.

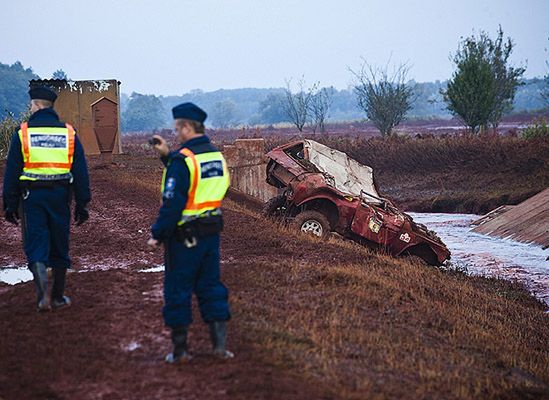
[161,147,230,224]
[18,122,75,181]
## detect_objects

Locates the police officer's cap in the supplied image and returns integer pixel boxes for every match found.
[29,86,58,103]
[172,102,207,123]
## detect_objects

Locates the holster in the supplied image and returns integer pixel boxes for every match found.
[176,215,224,243]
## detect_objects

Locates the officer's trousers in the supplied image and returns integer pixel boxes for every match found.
[20,186,71,269]
[162,233,230,328]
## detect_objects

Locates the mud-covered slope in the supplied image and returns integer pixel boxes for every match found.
[0,156,548,400]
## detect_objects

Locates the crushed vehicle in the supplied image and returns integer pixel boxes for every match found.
[264,140,451,265]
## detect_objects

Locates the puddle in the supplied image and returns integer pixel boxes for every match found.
[409,213,549,306]
[0,266,33,285]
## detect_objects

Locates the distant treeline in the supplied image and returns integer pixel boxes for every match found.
[123,78,547,130]
[0,60,547,130]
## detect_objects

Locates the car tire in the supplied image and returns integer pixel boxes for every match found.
[293,210,331,240]
[262,195,287,218]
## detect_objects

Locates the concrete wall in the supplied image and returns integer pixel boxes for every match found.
[473,187,549,248]
[223,139,277,202]
[29,79,122,156]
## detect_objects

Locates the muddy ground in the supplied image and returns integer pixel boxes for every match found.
[1,155,548,400]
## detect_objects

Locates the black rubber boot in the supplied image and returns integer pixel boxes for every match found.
[29,262,50,312]
[165,326,192,364]
[51,268,71,310]
[209,321,234,359]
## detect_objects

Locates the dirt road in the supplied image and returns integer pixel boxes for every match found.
[1,155,548,400]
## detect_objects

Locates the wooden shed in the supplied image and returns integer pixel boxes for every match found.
[29,79,122,155]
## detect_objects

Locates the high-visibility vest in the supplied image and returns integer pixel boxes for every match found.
[18,122,75,181]
[161,147,230,225]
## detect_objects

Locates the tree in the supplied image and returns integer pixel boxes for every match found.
[211,99,237,129]
[52,69,68,80]
[442,28,524,134]
[541,70,549,107]
[282,78,317,133]
[542,38,549,107]
[257,93,287,124]
[0,61,39,120]
[122,92,166,131]
[351,61,414,136]
[486,27,526,130]
[308,86,334,133]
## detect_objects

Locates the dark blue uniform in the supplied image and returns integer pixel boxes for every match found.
[2,108,91,269]
[151,135,230,328]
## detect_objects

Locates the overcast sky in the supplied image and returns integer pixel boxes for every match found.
[1,0,548,95]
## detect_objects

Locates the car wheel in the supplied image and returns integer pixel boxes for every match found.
[293,210,331,239]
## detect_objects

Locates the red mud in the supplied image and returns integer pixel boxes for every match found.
[1,156,548,400]
[0,158,333,400]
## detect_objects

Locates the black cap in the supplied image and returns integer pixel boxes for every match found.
[172,102,207,123]
[29,86,57,103]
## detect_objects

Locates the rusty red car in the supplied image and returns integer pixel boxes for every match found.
[263,139,451,265]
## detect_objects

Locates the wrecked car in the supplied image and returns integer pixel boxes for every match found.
[264,140,451,265]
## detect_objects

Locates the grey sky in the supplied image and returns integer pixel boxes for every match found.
[1,0,548,95]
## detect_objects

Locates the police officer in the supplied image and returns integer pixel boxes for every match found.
[147,102,232,363]
[2,86,91,311]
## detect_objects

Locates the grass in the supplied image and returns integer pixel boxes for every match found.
[219,203,549,399]
[85,154,549,399]
[219,197,549,399]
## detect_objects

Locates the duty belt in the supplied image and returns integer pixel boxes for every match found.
[21,172,74,182]
[179,208,222,225]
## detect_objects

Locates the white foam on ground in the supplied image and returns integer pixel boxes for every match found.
[409,213,549,305]
[139,265,164,273]
[0,266,33,285]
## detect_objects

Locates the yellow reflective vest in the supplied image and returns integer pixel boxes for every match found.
[161,147,230,225]
[18,122,75,181]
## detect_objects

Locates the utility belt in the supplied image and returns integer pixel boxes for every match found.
[176,212,224,248]
[19,172,73,189]
[19,179,72,189]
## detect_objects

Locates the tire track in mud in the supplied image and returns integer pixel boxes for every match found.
[0,160,335,400]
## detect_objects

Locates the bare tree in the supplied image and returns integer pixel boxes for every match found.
[542,38,549,107]
[351,60,414,136]
[309,86,335,133]
[282,78,317,133]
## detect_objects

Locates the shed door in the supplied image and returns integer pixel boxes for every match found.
[92,98,118,153]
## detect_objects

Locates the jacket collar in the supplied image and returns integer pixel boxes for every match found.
[28,107,60,122]
[179,135,210,149]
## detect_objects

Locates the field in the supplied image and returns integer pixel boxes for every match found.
[127,116,549,214]
[1,142,548,399]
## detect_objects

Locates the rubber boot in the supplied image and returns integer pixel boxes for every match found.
[165,326,192,364]
[51,268,71,310]
[209,321,234,359]
[29,262,50,312]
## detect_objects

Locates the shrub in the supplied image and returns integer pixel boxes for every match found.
[521,118,549,139]
[0,111,29,159]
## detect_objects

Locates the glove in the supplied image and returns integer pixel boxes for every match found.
[5,208,19,225]
[74,204,89,226]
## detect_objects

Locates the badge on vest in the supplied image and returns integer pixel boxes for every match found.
[30,134,67,149]
[200,160,224,179]
[163,177,176,199]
